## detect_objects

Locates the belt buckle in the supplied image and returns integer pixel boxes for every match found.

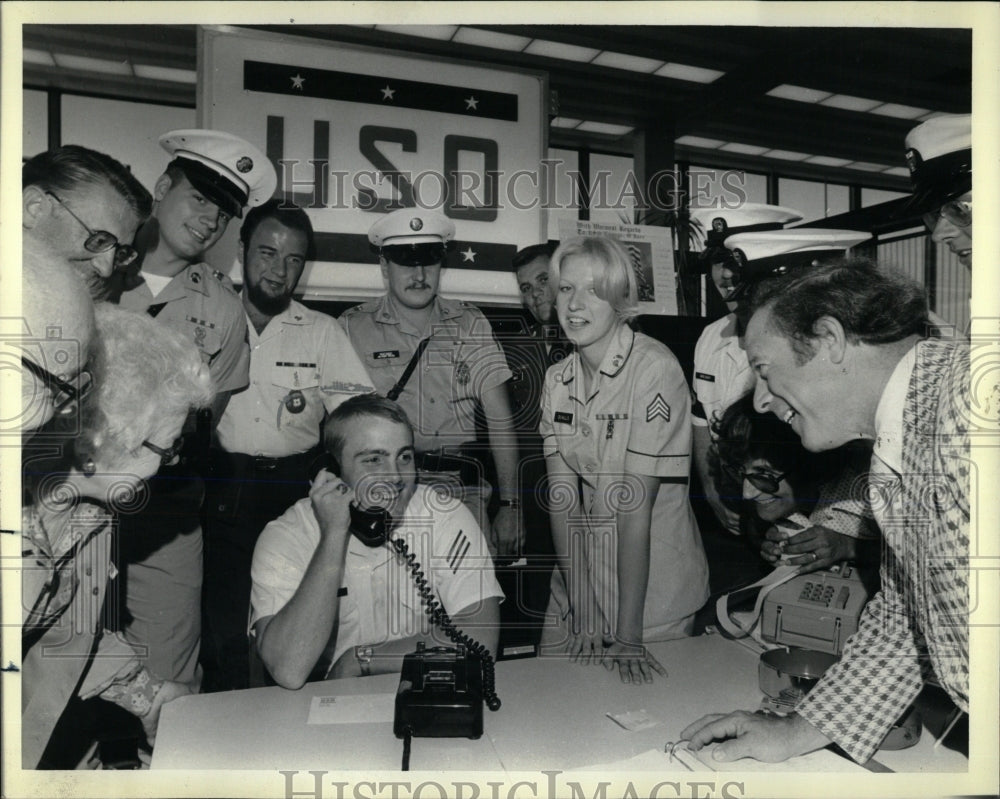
[253,456,278,471]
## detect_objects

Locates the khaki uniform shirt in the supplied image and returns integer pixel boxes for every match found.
[118,262,250,395]
[540,324,709,640]
[340,295,512,452]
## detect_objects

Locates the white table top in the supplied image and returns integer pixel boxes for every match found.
[151,633,967,773]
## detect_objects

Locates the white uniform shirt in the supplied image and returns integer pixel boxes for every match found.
[250,485,504,668]
[216,299,374,457]
[540,324,709,640]
[691,313,754,432]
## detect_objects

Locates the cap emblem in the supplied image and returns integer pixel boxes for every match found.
[236,156,254,174]
[904,149,919,175]
[732,248,746,268]
[410,217,423,232]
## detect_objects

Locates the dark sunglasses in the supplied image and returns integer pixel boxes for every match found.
[382,243,446,268]
[141,436,185,466]
[21,355,93,415]
[742,468,788,495]
[922,199,972,231]
[47,191,140,268]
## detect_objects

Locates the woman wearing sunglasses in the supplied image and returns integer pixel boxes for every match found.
[21,305,214,768]
[539,236,709,685]
[709,393,879,574]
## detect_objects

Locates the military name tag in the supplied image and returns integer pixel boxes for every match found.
[373,350,400,360]
[554,411,574,424]
[695,372,715,382]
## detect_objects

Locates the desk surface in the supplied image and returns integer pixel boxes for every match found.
[152,634,967,773]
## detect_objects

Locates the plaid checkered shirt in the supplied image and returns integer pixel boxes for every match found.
[797,338,969,763]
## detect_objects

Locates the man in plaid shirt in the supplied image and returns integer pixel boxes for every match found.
[683,258,969,765]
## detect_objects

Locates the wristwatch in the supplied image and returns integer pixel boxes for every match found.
[354,645,373,677]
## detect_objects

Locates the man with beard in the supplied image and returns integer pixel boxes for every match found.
[202,199,373,691]
[250,394,502,688]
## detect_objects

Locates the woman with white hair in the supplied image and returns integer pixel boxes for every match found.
[22,304,214,768]
[539,236,709,684]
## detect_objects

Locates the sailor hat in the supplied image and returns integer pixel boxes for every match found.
[899,113,971,217]
[725,228,872,299]
[159,129,277,219]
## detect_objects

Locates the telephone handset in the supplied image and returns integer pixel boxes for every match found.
[348,501,396,548]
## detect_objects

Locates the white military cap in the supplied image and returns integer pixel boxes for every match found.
[689,203,803,252]
[901,113,971,214]
[159,129,277,218]
[368,208,456,248]
[725,228,871,298]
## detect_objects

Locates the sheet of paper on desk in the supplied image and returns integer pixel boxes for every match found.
[307,694,395,725]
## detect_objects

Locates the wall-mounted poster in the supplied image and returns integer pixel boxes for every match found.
[558,219,678,316]
[200,25,548,304]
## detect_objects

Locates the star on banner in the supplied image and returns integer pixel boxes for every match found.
[381,85,396,101]
[464,96,479,111]
[290,74,305,90]
[461,247,477,263]
[646,393,671,422]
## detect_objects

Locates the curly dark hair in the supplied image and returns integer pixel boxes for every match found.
[748,257,928,364]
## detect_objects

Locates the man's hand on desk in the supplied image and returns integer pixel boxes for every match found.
[681,710,831,763]
[601,640,667,685]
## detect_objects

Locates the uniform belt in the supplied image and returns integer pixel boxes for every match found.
[212,448,322,478]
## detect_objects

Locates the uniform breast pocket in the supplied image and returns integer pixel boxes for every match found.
[272,369,321,425]
[187,322,223,366]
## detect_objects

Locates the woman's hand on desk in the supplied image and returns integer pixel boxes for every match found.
[601,640,667,685]
[681,710,830,763]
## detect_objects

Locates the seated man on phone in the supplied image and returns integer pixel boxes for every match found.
[250,394,503,689]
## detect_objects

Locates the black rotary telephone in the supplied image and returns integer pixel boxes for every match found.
[346,501,501,768]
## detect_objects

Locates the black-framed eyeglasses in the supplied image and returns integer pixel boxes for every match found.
[46,191,140,268]
[923,199,972,231]
[141,437,184,466]
[741,468,788,495]
[20,355,93,415]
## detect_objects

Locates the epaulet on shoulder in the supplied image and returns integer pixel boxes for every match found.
[210,269,239,294]
[343,300,377,316]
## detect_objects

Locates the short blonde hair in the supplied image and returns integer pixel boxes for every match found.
[77,305,215,472]
[548,236,640,321]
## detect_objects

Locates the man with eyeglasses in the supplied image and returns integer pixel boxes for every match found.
[109,129,276,692]
[340,209,522,564]
[22,145,152,300]
[202,199,373,691]
[902,113,971,270]
[18,252,96,433]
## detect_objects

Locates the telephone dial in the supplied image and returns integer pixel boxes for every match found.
[347,501,501,769]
